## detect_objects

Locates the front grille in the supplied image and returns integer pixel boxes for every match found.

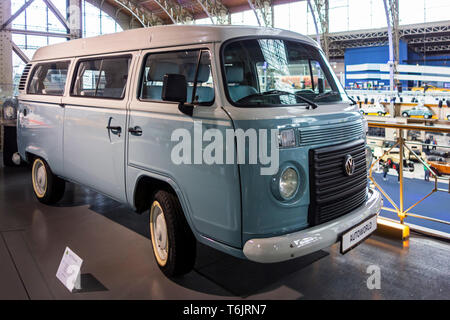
[18,64,32,91]
[309,139,367,226]
[299,121,364,146]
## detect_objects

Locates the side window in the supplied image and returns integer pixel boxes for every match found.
[27,61,70,96]
[72,56,131,99]
[140,50,214,105]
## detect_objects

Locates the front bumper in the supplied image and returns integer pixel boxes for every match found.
[243,188,383,263]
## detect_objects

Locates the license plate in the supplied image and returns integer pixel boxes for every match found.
[340,215,377,254]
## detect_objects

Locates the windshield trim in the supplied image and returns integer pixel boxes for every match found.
[220,36,346,108]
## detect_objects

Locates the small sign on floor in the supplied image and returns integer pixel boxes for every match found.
[56,247,83,292]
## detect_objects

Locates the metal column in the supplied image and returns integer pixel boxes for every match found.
[0,0,13,98]
[67,0,82,39]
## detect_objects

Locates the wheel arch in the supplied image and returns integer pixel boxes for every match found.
[131,173,198,238]
[25,150,49,165]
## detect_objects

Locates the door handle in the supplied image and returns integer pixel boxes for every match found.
[106,125,122,137]
[128,126,143,136]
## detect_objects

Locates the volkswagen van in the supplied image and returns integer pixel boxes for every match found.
[17,25,382,277]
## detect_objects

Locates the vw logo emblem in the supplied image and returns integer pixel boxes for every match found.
[344,154,355,176]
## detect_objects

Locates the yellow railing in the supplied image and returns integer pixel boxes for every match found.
[368,122,450,228]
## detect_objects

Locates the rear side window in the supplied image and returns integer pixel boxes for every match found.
[27,61,70,96]
[140,50,214,105]
[72,56,131,99]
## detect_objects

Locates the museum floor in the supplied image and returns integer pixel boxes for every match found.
[0,161,449,300]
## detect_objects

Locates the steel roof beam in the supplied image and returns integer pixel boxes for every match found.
[114,0,163,26]
[152,0,194,24]
[194,0,229,24]
[0,0,35,31]
[308,0,329,58]
[247,0,273,27]
[42,0,70,31]
[11,41,30,64]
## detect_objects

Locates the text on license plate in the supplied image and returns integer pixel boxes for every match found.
[341,215,377,254]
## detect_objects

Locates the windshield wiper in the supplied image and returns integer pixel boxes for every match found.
[260,90,318,109]
[347,94,357,105]
[314,91,340,101]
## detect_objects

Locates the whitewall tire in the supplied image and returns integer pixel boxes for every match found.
[31,158,65,204]
[149,190,196,277]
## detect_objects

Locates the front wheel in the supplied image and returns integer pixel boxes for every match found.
[149,190,196,277]
[31,157,65,204]
[402,112,408,117]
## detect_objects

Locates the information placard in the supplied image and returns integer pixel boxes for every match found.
[56,247,83,292]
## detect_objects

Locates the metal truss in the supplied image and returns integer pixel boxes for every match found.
[416,44,450,53]
[0,0,35,31]
[2,0,71,63]
[407,36,450,45]
[248,0,273,27]
[328,21,450,58]
[152,0,194,24]
[114,0,163,26]
[329,22,450,43]
[310,0,329,58]
[329,40,388,51]
[196,0,229,24]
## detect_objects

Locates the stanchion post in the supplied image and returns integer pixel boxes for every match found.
[398,129,405,224]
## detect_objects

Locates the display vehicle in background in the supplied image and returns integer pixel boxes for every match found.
[427,159,450,176]
[359,103,387,116]
[378,141,415,170]
[16,25,382,277]
[402,105,434,119]
[411,84,450,93]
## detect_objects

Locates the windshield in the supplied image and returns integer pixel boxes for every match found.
[222,38,348,107]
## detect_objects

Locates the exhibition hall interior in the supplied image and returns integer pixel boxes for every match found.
[0,0,449,302]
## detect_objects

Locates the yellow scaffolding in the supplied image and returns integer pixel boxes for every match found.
[368,122,450,232]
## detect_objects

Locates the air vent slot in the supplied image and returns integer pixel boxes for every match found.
[18,64,32,91]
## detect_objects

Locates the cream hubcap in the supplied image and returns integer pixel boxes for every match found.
[150,201,168,265]
[33,160,47,197]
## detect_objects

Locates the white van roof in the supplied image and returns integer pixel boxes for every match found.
[31,25,318,62]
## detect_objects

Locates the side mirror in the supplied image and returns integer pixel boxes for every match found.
[162,74,194,117]
[317,78,324,93]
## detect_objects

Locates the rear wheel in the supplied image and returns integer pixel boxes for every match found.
[31,157,65,204]
[378,111,383,116]
[149,190,196,277]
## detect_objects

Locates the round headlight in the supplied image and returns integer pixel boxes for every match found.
[279,167,299,199]
[4,106,15,120]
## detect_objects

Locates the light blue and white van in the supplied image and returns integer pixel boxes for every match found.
[17,25,382,277]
